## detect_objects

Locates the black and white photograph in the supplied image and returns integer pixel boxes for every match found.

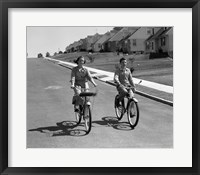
[27,26,173,148]
[1,1,199,173]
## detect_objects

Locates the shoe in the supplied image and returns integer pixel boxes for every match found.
[86,101,91,106]
[74,106,80,113]
[116,98,122,107]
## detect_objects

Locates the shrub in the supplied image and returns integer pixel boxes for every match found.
[149,52,169,59]
[46,52,50,57]
[87,54,95,63]
[37,53,43,58]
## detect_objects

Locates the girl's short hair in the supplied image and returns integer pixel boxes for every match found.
[119,57,126,63]
[74,56,86,64]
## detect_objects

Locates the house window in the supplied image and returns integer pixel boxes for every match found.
[161,37,166,46]
[146,42,150,50]
[98,44,101,48]
[147,29,152,35]
[152,42,154,50]
[132,39,136,46]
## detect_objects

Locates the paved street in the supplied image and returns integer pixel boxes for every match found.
[27,58,173,148]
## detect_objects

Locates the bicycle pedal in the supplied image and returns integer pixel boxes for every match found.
[130,114,135,118]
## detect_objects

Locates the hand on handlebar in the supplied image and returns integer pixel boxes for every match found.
[118,84,124,89]
[132,87,136,93]
[125,85,136,92]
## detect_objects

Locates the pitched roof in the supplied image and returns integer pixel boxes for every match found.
[127,27,154,40]
[66,40,82,50]
[158,27,173,37]
[146,27,166,41]
[108,27,139,42]
[86,33,102,44]
[121,29,138,41]
[94,31,117,45]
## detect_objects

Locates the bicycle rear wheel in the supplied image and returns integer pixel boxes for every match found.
[127,99,139,128]
[114,95,125,121]
[74,105,82,125]
[83,105,92,134]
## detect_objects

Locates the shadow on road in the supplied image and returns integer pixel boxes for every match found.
[92,116,134,131]
[28,121,88,137]
[28,116,134,137]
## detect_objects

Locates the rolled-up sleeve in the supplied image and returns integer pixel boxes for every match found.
[86,69,92,81]
[128,70,135,87]
[114,70,120,86]
[70,68,75,85]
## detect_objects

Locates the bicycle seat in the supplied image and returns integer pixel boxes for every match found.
[79,92,97,97]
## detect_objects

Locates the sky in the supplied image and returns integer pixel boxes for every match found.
[27,27,114,58]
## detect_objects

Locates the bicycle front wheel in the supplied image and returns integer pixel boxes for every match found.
[127,99,139,128]
[114,95,125,121]
[83,105,92,134]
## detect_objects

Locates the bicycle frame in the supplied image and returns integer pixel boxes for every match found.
[79,96,88,116]
[73,87,97,134]
[115,86,139,128]
[122,91,133,112]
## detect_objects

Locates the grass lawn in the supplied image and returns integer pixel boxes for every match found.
[52,52,173,86]
[52,52,173,102]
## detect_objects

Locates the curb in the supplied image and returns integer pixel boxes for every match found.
[46,58,173,107]
[103,80,173,107]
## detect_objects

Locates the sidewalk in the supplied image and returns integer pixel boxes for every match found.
[44,57,173,106]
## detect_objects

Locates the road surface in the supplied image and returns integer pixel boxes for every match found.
[27,58,173,148]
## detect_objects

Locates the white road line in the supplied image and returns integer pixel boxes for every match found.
[44,57,173,94]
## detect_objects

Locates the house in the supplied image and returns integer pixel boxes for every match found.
[145,27,166,53]
[92,31,116,52]
[122,27,153,54]
[74,40,83,51]
[156,27,173,58]
[80,33,102,52]
[79,38,87,51]
[65,41,81,53]
[106,27,139,52]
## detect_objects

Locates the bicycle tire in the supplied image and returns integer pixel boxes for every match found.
[127,99,139,128]
[83,105,92,134]
[114,95,125,121]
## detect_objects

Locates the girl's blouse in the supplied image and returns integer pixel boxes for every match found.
[71,66,92,88]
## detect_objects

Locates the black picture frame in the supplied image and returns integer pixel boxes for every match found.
[0,0,199,174]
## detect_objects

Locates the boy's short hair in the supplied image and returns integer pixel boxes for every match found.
[119,57,126,63]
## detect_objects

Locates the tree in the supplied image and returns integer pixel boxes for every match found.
[37,53,43,58]
[46,52,50,57]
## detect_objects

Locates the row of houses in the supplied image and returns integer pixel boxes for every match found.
[65,27,173,57]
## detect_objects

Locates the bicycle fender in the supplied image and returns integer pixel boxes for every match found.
[133,98,138,103]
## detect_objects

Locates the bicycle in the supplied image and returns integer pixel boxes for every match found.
[114,85,139,129]
[73,88,97,134]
